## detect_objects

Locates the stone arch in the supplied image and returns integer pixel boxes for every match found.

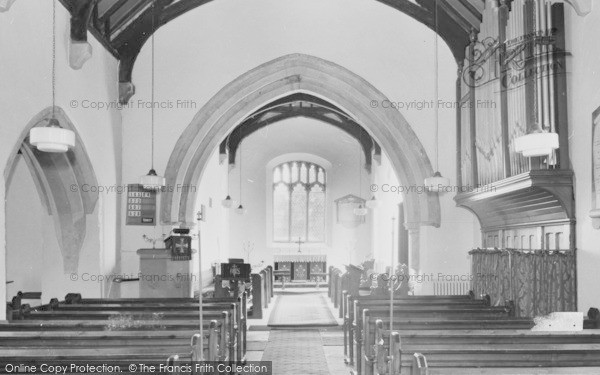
[4,107,99,273]
[162,54,441,236]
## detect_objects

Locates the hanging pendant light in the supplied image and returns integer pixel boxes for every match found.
[139,0,165,190]
[365,196,379,209]
[354,203,368,216]
[425,0,450,193]
[236,129,246,215]
[354,132,368,216]
[222,195,233,208]
[365,134,379,209]
[29,0,76,153]
[514,128,559,157]
[141,168,165,190]
[222,134,234,208]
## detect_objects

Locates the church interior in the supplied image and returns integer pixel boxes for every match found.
[1,0,600,373]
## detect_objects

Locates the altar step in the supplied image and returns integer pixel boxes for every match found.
[274,281,326,289]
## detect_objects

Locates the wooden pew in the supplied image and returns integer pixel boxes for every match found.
[328,264,363,317]
[350,302,512,370]
[24,306,240,362]
[343,294,491,364]
[53,293,248,361]
[366,323,600,374]
[329,266,342,306]
[0,319,222,365]
[361,311,600,375]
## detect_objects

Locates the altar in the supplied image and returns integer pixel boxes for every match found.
[274,254,327,281]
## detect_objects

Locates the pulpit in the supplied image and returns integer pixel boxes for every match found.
[274,254,327,282]
[136,248,193,298]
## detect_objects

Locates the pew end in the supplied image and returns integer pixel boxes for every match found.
[411,353,428,375]
[588,307,600,328]
[166,354,191,375]
[389,331,401,375]
[505,300,516,317]
[65,293,82,304]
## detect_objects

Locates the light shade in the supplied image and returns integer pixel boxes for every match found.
[222,195,233,208]
[354,204,368,216]
[425,171,450,192]
[29,119,76,153]
[236,204,246,215]
[140,169,165,190]
[514,132,559,157]
[365,196,379,209]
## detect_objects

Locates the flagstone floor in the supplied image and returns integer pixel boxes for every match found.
[245,289,350,375]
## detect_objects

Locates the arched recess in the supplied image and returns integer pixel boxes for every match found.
[4,107,99,273]
[162,54,441,235]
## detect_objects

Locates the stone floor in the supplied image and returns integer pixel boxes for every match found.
[245,290,351,374]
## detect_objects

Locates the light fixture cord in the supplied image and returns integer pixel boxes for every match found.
[358,131,363,199]
[52,0,56,119]
[239,130,243,205]
[151,0,156,170]
[434,0,440,172]
[226,133,231,195]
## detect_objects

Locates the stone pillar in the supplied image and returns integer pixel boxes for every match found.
[405,223,420,274]
[406,223,421,294]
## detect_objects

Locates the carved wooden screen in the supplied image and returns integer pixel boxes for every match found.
[470,248,576,317]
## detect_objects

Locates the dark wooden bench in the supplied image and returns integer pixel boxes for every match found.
[23,307,241,362]
[32,293,248,361]
[349,303,512,369]
[343,294,492,364]
[367,322,600,374]
[0,319,222,364]
[359,311,600,375]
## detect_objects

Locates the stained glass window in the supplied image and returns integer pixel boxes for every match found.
[273,161,326,243]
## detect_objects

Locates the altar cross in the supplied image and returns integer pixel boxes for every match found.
[296,237,304,253]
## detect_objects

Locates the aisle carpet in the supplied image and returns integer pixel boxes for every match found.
[261,330,330,375]
[267,291,338,327]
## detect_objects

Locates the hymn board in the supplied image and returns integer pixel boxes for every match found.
[126,184,157,225]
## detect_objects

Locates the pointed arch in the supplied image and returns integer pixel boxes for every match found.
[162,54,441,232]
[4,107,99,273]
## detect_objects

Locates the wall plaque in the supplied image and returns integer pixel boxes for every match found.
[335,194,365,228]
[126,184,157,226]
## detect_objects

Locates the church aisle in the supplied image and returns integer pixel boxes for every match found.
[260,330,347,375]
[268,290,338,327]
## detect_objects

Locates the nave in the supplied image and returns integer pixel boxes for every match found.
[2,0,600,373]
[3,274,600,374]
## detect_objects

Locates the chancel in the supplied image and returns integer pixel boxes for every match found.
[1,0,600,373]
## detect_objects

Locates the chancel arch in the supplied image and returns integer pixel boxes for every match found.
[162,54,441,272]
[4,106,99,274]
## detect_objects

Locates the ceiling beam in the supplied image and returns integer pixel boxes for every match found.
[64,0,482,102]
[220,95,380,167]
[98,0,129,20]
[115,0,174,85]
[69,0,97,41]
[161,0,215,25]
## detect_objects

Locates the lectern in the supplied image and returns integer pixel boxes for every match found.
[136,248,193,298]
